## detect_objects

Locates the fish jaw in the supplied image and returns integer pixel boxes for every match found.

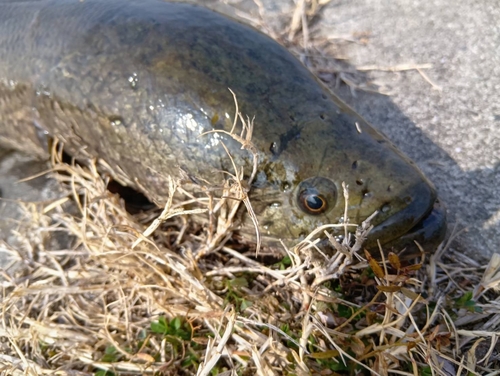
[367,198,447,258]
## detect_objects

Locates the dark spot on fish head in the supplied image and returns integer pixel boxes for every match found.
[262,221,273,232]
[270,126,302,158]
[108,115,126,128]
[270,141,279,156]
[381,203,391,213]
[281,181,291,192]
[253,170,268,188]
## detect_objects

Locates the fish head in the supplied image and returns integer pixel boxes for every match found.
[247,99,446,256]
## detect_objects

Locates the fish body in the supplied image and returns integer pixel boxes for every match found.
[0,0,446,254]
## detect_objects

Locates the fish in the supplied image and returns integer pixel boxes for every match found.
[0,0,446,256]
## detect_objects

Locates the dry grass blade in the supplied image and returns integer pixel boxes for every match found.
[132,176,208,249]
[199,89,261,256]
[197,306,236,376]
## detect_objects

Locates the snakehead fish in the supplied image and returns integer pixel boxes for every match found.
[0,0,446,255]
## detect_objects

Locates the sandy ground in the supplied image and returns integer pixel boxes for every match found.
[1,0,498,262]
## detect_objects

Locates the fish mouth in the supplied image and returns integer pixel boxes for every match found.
[367,199,447,259]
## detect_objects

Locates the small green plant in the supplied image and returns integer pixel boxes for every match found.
[273,255,292,270]
[309,350,350,372]
[150,316,199,366]
[224,276,253,312]
[95,370,115,376]
[150,316,192,341]
[101,345,121,363]
[420,365,432,376]
[336,303,353,319]
[454,291,482,313]
[181,347,202,368]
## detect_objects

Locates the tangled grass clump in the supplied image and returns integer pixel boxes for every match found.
[0,120,498,375]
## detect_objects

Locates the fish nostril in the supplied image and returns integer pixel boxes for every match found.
[262,221,273,230]
[362,188,371,198]
[381,203,391,213]
[281,182,291,192]
[270,142,279,155]
[108,115,125,127]
[356,179,364,186]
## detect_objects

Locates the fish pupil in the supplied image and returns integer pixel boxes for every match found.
[306,195,324,210]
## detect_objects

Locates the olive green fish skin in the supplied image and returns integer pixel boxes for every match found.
[0,0,446,252]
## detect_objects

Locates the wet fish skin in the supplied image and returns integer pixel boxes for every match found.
[0,0,446,253]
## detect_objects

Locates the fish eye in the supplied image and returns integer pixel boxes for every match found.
[297,177,337,215]
[299,190,327,213]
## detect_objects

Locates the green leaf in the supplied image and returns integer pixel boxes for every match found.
[228,277,249,288]
[101,346,119,362]
[150,321,166,334]
[240,299,252,311]
[420,366,432,376]
[171,317,182,331]
[337,304,352,318]
[95,369,115,376]
[455,291,473,305]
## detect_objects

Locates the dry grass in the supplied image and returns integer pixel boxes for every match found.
[1,109,499,376]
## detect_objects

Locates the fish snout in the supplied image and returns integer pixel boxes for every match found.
[364,177,447,257]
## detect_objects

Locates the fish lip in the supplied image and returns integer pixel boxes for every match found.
[368,199,447,257]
